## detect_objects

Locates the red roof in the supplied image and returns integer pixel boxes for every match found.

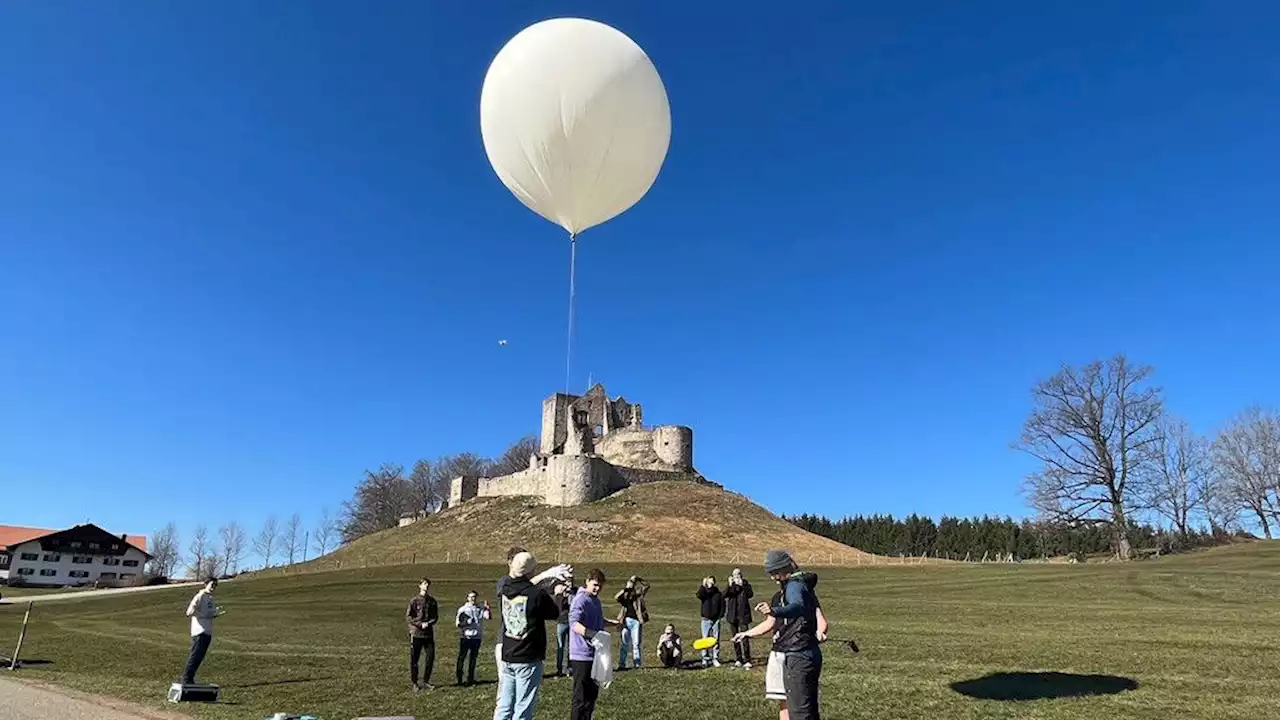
[0,525,147,553]
[0,525,50,548]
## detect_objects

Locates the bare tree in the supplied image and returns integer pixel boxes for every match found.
[341,464,412,543]
[431,452,492,510]
[282,513,303,565]
[187,524,211,578]
[199,546,222,580]
[1016,355,1163,560]
[1197,471,1238,535]
[487,436,539,477]
[312,506,340,557]
[408,459,441,514]
[218,522,248,574]
[1212,407,1280,538]
[253,515,281,568]
[148,522,182,578]
[1146,416,1210,537]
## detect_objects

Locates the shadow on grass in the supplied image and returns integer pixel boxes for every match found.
[0,658,54,668]
[951,672,1139,701]
[223,676,339,689]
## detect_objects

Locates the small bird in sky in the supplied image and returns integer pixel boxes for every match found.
[498,339,508,346]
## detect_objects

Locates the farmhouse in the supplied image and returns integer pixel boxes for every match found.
[0,524,150,588]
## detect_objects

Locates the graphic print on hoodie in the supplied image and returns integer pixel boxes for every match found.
[499,576,561,664]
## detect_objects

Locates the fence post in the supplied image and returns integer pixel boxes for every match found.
[10,602,33,670]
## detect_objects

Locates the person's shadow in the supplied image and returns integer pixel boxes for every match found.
[951,672,1139,701]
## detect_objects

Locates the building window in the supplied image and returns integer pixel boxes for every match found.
[120,573,136,580]
[17,568,35,576]
[42,554,61,563]
[20,553,38,561]
[123,560,140,567]
[39,569,57,577]
[0,555,8,569]
[69,570,90,579]
[103,558,121,566]
[99,572,117,580]
[110,543,120,550]
[88,542,100,550]
[70,541,82,549]
[73,555,94,564]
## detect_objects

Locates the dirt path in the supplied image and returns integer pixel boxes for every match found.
[0,677,188,720]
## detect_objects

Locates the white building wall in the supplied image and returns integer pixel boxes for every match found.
[7,542,149,587]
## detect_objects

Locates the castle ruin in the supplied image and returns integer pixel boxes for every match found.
[449,384,706,507]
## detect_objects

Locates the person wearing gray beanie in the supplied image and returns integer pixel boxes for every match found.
[743,549,824,720]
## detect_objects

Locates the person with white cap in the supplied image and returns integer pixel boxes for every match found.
[732,550,825,720]
[494,551,562,720]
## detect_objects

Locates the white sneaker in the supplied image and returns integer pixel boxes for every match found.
[743,662,753,669]
[734,661,743,668]
[713,659,722,668]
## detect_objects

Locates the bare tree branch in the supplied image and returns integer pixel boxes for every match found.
[1016,355,1163,560]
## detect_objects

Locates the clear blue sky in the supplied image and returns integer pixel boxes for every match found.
[3,2,1278,542]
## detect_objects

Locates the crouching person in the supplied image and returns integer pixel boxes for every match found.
[657,624,682,668]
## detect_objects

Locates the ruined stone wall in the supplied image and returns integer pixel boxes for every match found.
[612,466,704,487]
[476,469,545,500]
[540,455,613,506]
[541,394,572,455]
[653,425,694,471]
[449,475,482,506]
[595,428,665,470]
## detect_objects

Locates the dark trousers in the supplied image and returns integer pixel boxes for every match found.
[730,622,752,663]
[569,660,598,720]
[456,638,481,685]
[410,635,435,685]
[660,645,680,668]
[181,632,212,684]
[783,647,823,720]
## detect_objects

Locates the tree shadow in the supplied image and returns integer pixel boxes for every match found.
[1,658,54,668]
[951,672,1139,701]
[223,675,339,689]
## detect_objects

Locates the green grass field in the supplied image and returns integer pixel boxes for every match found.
[1,543,1276,720]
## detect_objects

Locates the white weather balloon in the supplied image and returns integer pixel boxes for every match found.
[480,18,671,236]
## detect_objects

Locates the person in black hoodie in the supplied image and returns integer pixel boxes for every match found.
[723,567,755,668]
[695,575,725,667]
[494,551,562,720]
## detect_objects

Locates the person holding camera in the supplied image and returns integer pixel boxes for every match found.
[614,575,650,670]
[723,567,755,668]
[695,575,725,667]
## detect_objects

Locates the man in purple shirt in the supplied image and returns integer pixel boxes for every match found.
[568,568,621,720]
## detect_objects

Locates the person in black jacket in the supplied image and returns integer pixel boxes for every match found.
[723,567,755,667]
[695,575,725,667]
[406,577,440,692]
[554,572,578,677]
[494,552,562,720]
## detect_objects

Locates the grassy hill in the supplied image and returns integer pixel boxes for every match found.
[1,542,1276,720]
[296,481,880,571]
